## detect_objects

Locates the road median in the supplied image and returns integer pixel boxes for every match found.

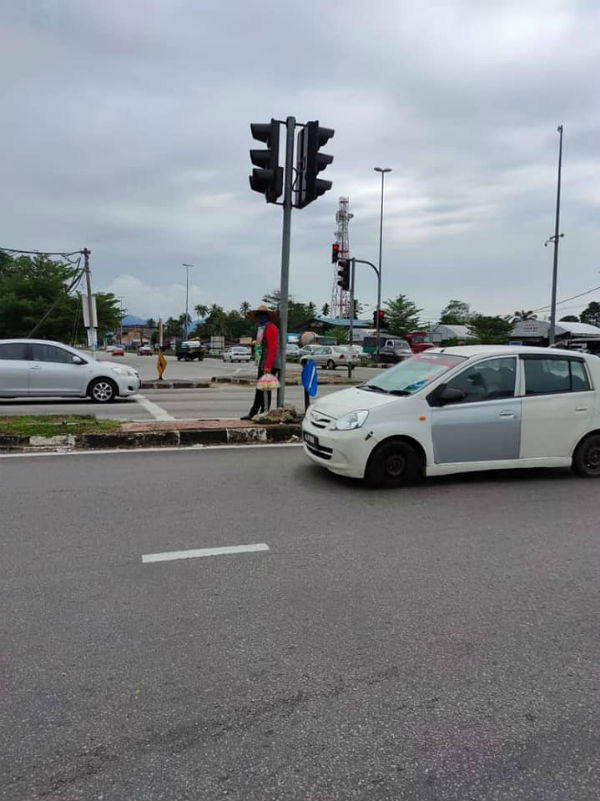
[0,414,302,453]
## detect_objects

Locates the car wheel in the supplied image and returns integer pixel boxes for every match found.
[326,359,336,370]
[89,378,117,403]
[365,440,422,488]
[572,433,600,478]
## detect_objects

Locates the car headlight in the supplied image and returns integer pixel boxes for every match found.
[111,366,136,377]
[333,410,369,431]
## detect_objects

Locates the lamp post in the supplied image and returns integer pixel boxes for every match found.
[118,296,125,344]
[374,167,391,356]
[182,263,194,339]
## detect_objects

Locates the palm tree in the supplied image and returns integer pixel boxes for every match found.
[239,301,251,316]
[321,302,330,316]
[194,304,208,320]
[512,310,537,323]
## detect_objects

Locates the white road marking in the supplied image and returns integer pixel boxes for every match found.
[134,393,175,421]
[142,543,270,563]
[0,443,302,459]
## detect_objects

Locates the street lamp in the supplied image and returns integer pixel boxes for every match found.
[374,167,392,356]
[182,263,194,339]
[546,125,564,346]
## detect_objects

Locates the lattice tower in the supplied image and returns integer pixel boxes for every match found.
[331,197,353,318]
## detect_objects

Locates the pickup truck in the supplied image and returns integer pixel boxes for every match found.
[175,340,206,361]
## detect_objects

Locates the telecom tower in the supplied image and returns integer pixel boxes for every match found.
[332,197,353,318]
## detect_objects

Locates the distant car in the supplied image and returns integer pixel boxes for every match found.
[0,338,140,403]
[306,345,359,370]
[175,340,205,361]
[111,346,125,356]
[349,345,369,362]
[379,338,413,364]
[299,345,320,360]
[286,344,301,358]
[138,345,153,355]
[222,346,252,363]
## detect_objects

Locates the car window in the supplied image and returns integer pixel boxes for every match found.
[524,357,590,394]
[0,342,28,360]
[444,357,517,403]
[30,343,75,364]
[364,352,466,394]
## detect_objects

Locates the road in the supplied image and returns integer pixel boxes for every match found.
[0,355,378,421]
[2,446,600,800]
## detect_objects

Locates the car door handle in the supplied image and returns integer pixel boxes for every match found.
[29,365,42,370]
[575,407,588,412]
[499,410,516,418]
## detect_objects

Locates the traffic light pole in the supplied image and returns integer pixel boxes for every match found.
[277,116,296,408]
[353,259,381,340]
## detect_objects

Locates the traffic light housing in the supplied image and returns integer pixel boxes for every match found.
[331,243,340,263]
[295,120,334,209]
[249,119,283,203]
[337,259,350,291]
[373,309,386,327]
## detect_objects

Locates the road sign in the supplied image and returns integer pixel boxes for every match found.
[157,350,167,380]
[301,358,318,397]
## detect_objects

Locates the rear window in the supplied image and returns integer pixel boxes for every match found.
[0,342,28,360]
[523,357,590,394]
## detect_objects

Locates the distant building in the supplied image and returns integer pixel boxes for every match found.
[118,315,155,346]
[511,320,600,352]
[430,324,476,344]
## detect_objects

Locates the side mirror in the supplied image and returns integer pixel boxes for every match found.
[427,384,466,407]
[72,355,85,365]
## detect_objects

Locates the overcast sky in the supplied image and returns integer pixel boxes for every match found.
[1,0,599,324]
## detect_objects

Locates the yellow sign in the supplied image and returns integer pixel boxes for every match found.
[157,350,167,380]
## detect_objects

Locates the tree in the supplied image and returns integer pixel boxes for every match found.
[511,309,537,322]
[439,299,471,325]
[146,318,157,328]
[194,304,208,320]
[327,326,349,344]
[383,294,422,335]
[580,301,600,328]
[468,315,513,344]
[321,303,330,317]
[0,252,120,343]
[560,315,579,323]
[239,301,251,317]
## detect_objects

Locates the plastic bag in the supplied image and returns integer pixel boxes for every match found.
[257,372,280,391]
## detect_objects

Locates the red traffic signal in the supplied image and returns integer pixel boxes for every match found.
[331,243,340,263]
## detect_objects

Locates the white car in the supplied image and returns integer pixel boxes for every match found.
[222,346,252,363]
[302,345,600,486]
[286,344,301,358]
[305,345,359,370]
[0,339,141,403]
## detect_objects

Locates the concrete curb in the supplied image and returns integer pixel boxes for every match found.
[0,425,303,453]
[141,380,211,389]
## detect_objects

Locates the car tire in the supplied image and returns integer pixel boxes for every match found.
[88,378,117,403]
[326,359,336,370]
[365,440,422,488]
[572,433,600,478]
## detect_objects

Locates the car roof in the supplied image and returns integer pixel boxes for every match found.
[430,344,587,358]
[0,338,79,352]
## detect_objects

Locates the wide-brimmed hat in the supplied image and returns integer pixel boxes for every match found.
[246,304,278,322]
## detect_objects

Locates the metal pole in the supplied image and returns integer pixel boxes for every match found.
[548,125,563,346]
[277,115,295,408]
[374,167,391,358]
[83,247,96,353]
[349,258,355,346]
[182,263,194,339]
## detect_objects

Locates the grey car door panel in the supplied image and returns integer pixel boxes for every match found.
[0,342,30,395]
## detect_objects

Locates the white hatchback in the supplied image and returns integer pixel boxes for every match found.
[222,346,252,362]
[0,339,141,403]
[302,345,600,486]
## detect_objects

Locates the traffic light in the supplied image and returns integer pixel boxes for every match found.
[249,119,283,203]
[337,259,350,291]
[331,243,340,263]
[373,309,386,327]
[295,120,334,209]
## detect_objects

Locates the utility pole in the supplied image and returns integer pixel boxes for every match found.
[182,263,194,339]
[82,247,97,352]
[374,167,391,357]
[547,125,564,346]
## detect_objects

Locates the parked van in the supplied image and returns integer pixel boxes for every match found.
[302,345,600,486]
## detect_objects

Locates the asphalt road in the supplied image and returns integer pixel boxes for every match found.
[2,446,600,800]
[0,355,376,421]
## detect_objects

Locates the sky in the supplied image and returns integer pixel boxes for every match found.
[1,0,599,325]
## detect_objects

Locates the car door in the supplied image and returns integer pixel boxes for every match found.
[519,355,594,458]
[0,341,31,396]
[28,343,87,396]
[430,356,521,463]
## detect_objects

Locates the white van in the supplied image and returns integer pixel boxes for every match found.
[302,345,600,486]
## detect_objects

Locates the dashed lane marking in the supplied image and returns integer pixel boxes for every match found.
[134,393,175,421]
[142,543,270,563]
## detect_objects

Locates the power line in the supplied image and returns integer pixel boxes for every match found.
[532,284,600,313]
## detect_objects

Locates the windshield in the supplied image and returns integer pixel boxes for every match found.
[361,352,466,394]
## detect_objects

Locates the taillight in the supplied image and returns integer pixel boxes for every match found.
[340,354,345,359]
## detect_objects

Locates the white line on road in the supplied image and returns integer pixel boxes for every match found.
[0,442,302,459]
[142,543,270,563]
[134,393,175,421]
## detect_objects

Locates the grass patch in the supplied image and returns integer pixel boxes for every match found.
[0,415,121,438]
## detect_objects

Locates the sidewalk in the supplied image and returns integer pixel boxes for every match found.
[0,417,303,452]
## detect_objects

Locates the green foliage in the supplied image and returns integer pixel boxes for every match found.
[468,315,514,344]
[261,288,318,330]
[559,315,579,323]
[321,302,330,316]
[439,299,471,325]
[580,301,600,328]
[511,309,537,322]
[383,294,422,336]
[327,326,349,344]
[0,252,120,343]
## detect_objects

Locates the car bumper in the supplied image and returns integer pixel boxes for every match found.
[301,420,373,479]
[113,375,141,397]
